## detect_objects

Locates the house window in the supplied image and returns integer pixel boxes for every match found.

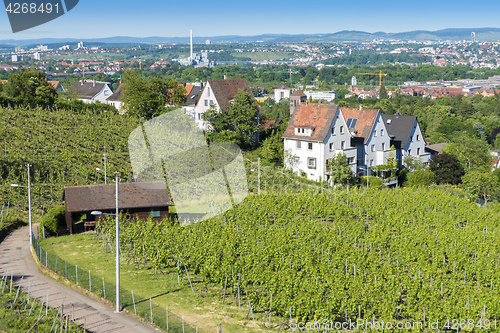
[370,159,374,166]
[308,142,313,150]
[382,142,386,151]
[417,148,420,155]
[209,100,214,105]
[347,157,354,164]
[410,136,413,142]
[296,141,301,149]
[198,113,201,120]
[150,210,161,218]
[331,127,335,134]
[371,144,375,152]
[302,128,305,134]
[374,130,377,137]
[408,149,411,156]
[340,126,344,134]
[207,87,210,96]
[341,141,345,149]
[308,158,316,169]
[204,100,208,106]
[416,135,420,141]
[329,142,334,151]
[381,129,384,136]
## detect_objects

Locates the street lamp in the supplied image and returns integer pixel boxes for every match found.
[91,172,120,312]
[96,154,107,184]
[11,164,32,250]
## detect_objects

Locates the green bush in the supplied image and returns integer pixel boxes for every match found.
[40,205,66,237]
[404,169,436,187]
[360,176,383,187]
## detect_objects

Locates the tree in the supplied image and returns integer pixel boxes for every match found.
[203,89,260,148]
[326,153,354,185]
[122,71,186,119]
[462,171,500,205]
[444,132,491,172]
[403,155,424,172]
[405,169,435,187]
[429,153,465,185]
[258,130,284,164]
[379,85,387,99]
[4,68,57,107]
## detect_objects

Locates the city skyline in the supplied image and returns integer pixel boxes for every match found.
[1,0,500,40]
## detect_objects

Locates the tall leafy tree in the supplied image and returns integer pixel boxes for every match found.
[122,71,186,119]
[326,153,354,185]
[204,89,260,148]
[4,68,57,107]
[429,153,465,185]
[444,131,491,172]
[462,171,500,205]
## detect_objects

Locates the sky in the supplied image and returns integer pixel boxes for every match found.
[1,0,500,40]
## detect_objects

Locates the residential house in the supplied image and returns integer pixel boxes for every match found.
[283,104,392,181]
[282,103,357,182]
[70,79,113,104]
[48,81,64,91]
[342,107,391,176]
[193,78,253,130]
[106,82,125,114]
[63,181,172,234]
[381,114,431,167]
[289,90,307,115]
[180,83,202,118]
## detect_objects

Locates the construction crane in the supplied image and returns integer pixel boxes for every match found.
[355,70,388,87]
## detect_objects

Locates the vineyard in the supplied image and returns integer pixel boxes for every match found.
[0,105,139,222]
[94,186,500,330]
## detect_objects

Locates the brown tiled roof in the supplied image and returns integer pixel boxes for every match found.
[291,90,306,97]
[63,181,172,213]
[282,103,338,142]
[70,80,110,100]
[47,81,60,89]
[260,119,276,130]
[207,78,253,111]
[341,107,379,143]
[107,83,124,102]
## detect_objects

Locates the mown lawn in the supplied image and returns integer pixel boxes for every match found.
[39,233,280,332]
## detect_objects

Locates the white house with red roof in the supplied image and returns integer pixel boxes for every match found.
[194,78,253,130]
[283,104,392,181]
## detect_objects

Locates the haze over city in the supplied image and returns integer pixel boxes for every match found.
[1,0,500,39]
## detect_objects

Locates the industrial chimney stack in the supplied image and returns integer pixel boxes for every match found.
[190,29,193,60]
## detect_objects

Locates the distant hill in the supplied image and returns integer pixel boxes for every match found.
[1,28,500,46]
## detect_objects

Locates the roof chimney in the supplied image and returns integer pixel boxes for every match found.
[80,79,84,86]
[223,75,227,80]
[93,78,96,87]
[359,104,363,110]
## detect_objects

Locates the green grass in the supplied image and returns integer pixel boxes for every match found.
[231,52,294,61]
[0,286,84,332]
[38,233,278,332]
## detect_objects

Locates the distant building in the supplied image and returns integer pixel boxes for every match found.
[274,88,290,103]
[11,54,19,62]
[289,90,307,115]
[304,90,337,102]
[34,52,41,61]
[351,76,357,86]
[106,82,125,113]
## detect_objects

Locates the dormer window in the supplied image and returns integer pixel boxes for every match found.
[295,127,313,136]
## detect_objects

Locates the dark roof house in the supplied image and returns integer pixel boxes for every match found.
[63,181,173,233]
[70,79,113,103]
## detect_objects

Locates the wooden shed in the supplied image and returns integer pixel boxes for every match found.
[63,181,173,234]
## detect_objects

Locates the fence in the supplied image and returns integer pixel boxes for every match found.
[32,233,197,332]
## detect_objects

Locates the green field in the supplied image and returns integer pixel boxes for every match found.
[231,51,294,61]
